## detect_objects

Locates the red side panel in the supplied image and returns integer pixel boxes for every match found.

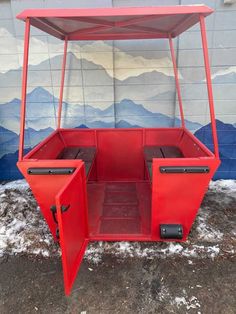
[17,159,84,240]
[96,129,144,180]
[56,165,88,295]
[151,157,220,241]
[145,128,183,146]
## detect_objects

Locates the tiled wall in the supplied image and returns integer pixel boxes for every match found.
[0,0,236,180]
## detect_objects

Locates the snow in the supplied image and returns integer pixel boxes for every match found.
[173,287,202,310]
[0,182,59,257]
[84,242,221,264]
[209,179,236,193]
[196,210,223,242]
[174,295,201,310]
[0,179,29,192]
[0,179,235,260]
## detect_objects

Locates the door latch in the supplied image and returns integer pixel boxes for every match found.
[50,204,70,221]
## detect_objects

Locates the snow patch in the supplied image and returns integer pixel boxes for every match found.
[174,295,201,310]
[209,179,236,193]
[85,242,104,264]
[0,179,29,192]
[0,179,235,260]
[0,185,59,257]
[196,209,223,242]
[84,241,221,264]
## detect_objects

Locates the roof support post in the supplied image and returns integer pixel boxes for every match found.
[18,18,30,161]
[169,35,185,128]
[199,15,219,158]
[57,36,68,129]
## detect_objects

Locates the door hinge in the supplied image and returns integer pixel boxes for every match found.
[56,227,60,240]
[50,204,70,241]
[50,205,57,223]
[61,204,70,212]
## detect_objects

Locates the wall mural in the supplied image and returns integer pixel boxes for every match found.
[0,1,236,181]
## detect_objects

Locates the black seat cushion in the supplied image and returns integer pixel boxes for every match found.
[57,146,97,177]
[57,146,96,161]
[144,146,183,160]
[144,146,183,180]
[57,147,80,159]
[161,146,183,158]
[76,147,96,161]
[144,146,163,161]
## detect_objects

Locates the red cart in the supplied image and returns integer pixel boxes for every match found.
[17,5,220,295]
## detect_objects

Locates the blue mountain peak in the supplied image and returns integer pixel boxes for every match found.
[199,119,236,131]
[116,99,151,116]
[27,87,54,102]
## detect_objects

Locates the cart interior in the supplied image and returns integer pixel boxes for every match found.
[25,127,214,238]
[16,5,220,295]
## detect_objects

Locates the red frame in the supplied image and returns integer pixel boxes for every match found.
[16,6,220,295]
[17,6,219,161]
[17,6,213,40]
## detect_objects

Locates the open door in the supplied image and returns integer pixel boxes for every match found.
[55,164,89,295]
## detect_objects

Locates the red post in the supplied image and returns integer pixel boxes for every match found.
[18,18,30,161]
[199,15,219,158]
[57,37,68,129]
[169,35,185,128]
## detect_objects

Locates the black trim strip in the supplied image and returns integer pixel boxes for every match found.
[160,166,209,174]
[27,167,75,175]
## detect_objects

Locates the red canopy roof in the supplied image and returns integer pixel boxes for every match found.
[17,5,213,41]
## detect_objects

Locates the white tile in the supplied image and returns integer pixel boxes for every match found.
[211,48,236,66]
[213,30,236,48]
[214,10,236,30]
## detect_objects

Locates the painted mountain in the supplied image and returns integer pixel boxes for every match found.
[0,126,54,180]
[1,86,236,180]
[0,87,57,132]
[1,55,236,181]
[0,149,31,180]
[0,52,177,110]
[195,120,236,179]
[0,86,202,131]
[2,118,235,181]
[0,86,203,180]
[1,85,236,180]
[0,126,54,158]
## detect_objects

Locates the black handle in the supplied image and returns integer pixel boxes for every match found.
[28,167,75,175]
[160,166,210,174]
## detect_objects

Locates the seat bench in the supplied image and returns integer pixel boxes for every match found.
[144,146,183,180]
[57,146,96,176]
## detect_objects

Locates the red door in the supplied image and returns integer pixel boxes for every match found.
[55,165,89,295]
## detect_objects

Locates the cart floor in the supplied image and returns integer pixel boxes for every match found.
[87,182,151,238]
